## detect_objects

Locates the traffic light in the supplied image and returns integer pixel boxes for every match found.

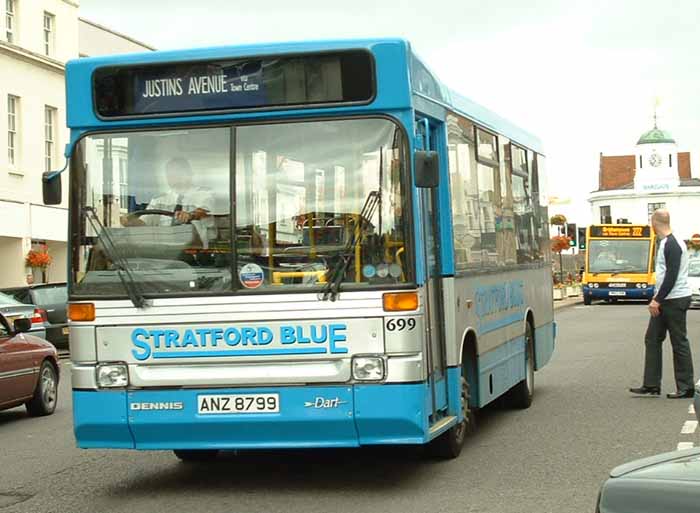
[578,227,586,250]
[566,223,577,248]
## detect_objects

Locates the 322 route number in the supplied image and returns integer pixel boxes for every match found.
[386,318,416,332]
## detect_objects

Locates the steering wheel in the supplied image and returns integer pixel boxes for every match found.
[128,209,176,218]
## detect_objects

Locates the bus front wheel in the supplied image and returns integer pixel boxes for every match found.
[173,449,220,462]
[583,294,591,305]
[429,376,476,459]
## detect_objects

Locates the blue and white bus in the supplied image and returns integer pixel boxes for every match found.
[44,39,555,460]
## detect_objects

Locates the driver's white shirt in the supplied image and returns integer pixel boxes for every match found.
[142,188,216,246]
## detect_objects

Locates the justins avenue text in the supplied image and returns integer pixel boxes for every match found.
[141,74,260,98]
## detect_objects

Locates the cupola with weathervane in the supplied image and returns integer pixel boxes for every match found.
[634,106,679,192]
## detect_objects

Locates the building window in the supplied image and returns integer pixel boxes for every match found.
[600,205,611,224]
[5,0,15,43]
[7,95,18,166]
[44,106,56,171]
[669,154,672,167]
[639,155,642,169]
[648,202,665,219]
[43,12,54,56]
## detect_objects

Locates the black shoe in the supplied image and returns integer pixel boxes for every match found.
[666,390,694,399]
[629,386,661,395]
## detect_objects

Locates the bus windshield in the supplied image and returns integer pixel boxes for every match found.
[70,118,410,298]
[588,239,650,274]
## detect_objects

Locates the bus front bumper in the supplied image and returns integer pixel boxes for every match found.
[583,286,654,300]
[73,383,430,450]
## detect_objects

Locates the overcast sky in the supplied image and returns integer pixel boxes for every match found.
[80,0,700,223]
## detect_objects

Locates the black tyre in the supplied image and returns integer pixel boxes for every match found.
[26,360,58,417]
[173,450,220,462]
[583,294,591,305]
[505,323,534,409]
[429,376,476,459]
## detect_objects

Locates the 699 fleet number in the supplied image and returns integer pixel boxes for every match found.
[385,318,417,332]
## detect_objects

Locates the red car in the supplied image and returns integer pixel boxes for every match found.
[0,313,59,416]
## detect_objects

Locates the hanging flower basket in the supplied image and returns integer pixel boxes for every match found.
[25,248,52,269]
[550,214,567,226]
[25,248,52,283]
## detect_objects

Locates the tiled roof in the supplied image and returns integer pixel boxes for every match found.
[598,152,693,191]
[599,155,635,190]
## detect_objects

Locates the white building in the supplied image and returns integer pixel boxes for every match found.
[589,123,700,240]
[0,1,152,287]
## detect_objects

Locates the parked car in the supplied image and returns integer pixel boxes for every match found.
[0,283,68,348]
[694,378,700,425]
[0,313,59,416]
[596,448,700,512]
[0,291,47,339]
[689,258,700,308]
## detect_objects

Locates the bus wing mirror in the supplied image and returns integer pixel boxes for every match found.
[415,151,439,188]
[42,171,62,205]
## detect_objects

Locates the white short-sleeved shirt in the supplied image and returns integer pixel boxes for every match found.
[142,188,216,247]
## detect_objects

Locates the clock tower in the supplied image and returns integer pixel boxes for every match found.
[634,115,678,192]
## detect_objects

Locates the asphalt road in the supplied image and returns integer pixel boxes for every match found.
[2,302,699,513]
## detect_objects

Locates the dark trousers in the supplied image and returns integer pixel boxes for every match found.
[643,296,694,391]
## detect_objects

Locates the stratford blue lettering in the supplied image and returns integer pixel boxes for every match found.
[224,327,240,346]
[310,325,327,343]
[181,329,197,348]
[296,326,311,344]
[329,324,348,354]
[164,330,180,348]
[211,328,223,347]
[258,327,273,345]
[280,325,295,344]
[241,327,257,346]
[131,328,151,360]
[195,328,212,347]
[151,329,166,349]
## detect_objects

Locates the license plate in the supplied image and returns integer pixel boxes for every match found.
[197,394,279,414]
[609,291,627,296]
[62,327,70,335]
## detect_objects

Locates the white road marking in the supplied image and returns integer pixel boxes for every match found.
[680,420,698,434]
[677,442,694,450]
[690,404,696,415]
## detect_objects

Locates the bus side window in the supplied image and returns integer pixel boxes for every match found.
[446,114,482,271]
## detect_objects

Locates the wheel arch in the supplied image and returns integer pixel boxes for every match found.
[522,308,538,369]
[458,328,479,408]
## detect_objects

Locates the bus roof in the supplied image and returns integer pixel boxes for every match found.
[66,38,543,153]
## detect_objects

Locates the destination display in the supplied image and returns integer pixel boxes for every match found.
[93,51,374,118]
[589,225,650,238]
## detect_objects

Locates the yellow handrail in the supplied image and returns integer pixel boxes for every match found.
[272,270,327,285]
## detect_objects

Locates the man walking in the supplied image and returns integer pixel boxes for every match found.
[630,209,694,398]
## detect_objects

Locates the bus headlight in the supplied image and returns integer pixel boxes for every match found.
[352,356,385,381]
[641,283,647,289]
[96,363,129,388]
[593,283,599,288]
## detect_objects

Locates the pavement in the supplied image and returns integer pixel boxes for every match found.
[1,302,698,513]
[553,295,583,310]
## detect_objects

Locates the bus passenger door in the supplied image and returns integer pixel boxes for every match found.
[416,117,449,420]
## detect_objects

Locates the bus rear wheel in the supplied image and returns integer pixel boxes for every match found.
[505,323,534,409]
[173,449,220,462]
[429,376,476,459]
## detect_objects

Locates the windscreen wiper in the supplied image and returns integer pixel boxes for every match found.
[83,207,147,308]
[320,190,381,302]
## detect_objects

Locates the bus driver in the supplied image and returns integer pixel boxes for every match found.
[121,157,216,245]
